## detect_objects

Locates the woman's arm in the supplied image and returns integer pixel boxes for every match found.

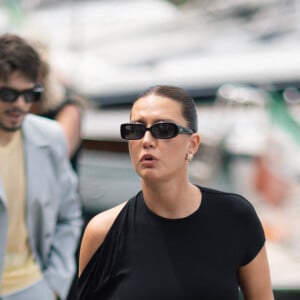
[55,104,82,157]
[78,202,127,276]
[239,245,274,300]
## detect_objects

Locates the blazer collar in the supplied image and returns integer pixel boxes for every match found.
[22,114,51,210]
[22,114,50,148]
[0,179,6,206]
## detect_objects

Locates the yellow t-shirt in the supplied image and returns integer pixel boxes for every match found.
[0,131,42,296]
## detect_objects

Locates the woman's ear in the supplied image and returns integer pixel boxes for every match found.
[189,132,201,155]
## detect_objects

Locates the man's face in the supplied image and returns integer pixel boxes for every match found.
[0,72,35,132]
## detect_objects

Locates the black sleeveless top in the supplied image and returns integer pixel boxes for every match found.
[78,186,265,300]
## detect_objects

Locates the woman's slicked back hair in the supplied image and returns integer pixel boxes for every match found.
[135,85,198,132]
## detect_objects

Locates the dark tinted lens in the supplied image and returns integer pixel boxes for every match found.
[23,90,36,102]
[121,124,145,140]
[0,86,43,103]
[23,89,42,102]
[0,88,18,102]
[151,123,178,139]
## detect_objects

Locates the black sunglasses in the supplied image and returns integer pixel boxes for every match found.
[0,85,44,103]
[120,122,194,140]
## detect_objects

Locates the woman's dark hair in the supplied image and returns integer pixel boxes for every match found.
[0,33,41,83]
[134,85,198,132]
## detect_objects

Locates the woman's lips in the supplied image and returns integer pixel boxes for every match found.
[140,154,157,166]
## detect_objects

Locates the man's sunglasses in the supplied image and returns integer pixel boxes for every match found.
[120,122,194,140]
[0,85,44,103]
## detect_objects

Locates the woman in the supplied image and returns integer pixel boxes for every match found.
[78,85,274,300]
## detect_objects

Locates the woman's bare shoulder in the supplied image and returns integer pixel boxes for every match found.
[79,201,127,275]
[88,202,127,234]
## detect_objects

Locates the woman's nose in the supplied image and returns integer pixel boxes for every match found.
[141,130,155,147]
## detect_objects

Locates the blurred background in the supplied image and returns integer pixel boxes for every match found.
[1,0,300,298]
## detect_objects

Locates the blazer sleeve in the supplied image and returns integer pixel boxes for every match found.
[41,122,83,299]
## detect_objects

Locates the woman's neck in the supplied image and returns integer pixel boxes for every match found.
[141,181,202,219]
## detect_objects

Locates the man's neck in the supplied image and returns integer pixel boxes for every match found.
[0,131,17,146]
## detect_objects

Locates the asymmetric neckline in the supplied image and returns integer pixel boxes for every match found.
[138,187,204,223]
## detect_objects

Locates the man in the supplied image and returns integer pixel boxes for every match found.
[0,34,82,300]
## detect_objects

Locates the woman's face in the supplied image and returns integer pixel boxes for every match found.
[128,94,200,183]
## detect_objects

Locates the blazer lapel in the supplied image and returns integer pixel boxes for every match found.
[0,179,6,207]
[22,115,50,223]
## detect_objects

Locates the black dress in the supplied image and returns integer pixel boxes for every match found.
[78,186,265,300]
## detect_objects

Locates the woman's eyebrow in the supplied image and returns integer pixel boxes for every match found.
[130,118,174,124]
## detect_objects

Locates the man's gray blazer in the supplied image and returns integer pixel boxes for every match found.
[0,114,83,299]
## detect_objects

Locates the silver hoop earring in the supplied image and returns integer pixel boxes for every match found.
[187,153,193,163]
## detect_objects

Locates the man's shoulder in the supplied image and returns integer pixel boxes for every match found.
[24,114,64,137]
[23,114,66,148]
[24,114,61,130]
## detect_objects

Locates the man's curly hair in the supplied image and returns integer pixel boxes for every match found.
[0,33,41,83]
